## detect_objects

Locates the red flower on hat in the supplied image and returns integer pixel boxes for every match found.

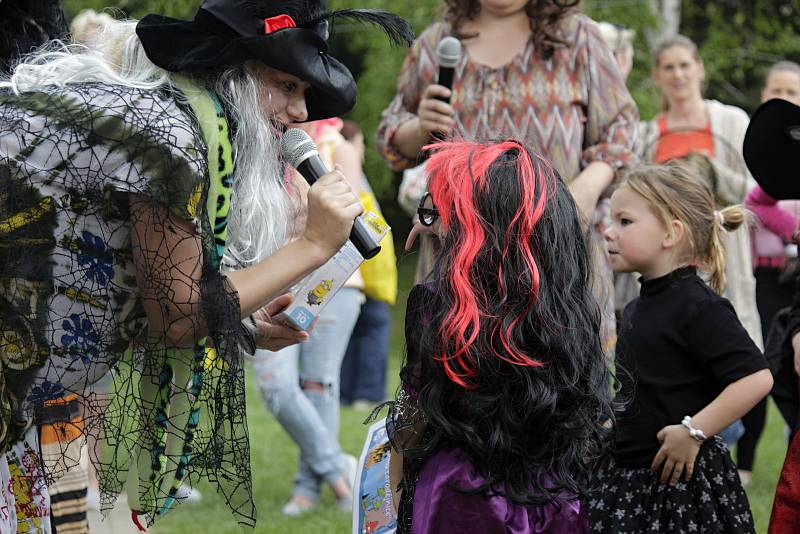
[264,14,296,35]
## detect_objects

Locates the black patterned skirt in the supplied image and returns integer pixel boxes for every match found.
[587,437,755,533]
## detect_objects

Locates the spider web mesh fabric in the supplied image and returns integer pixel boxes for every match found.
[0,82,255,526]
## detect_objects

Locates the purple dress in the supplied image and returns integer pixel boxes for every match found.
[411,448,589,534]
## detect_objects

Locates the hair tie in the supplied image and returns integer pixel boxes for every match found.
[714,210,725,227]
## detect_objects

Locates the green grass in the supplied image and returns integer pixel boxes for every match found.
[153,255,788,533]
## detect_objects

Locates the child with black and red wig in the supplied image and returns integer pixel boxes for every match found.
[386,140,613,533]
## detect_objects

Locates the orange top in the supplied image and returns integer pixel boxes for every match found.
[653,115,715,164]
[39,393,84,445]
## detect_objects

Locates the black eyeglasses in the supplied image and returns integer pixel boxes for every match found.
[417,192,439,227]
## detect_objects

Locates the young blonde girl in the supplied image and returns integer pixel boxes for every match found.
[590,161,773,533]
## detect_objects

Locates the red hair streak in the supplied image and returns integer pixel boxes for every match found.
[424,140,552,388]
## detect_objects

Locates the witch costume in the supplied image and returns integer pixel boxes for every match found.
[0,0,411,529]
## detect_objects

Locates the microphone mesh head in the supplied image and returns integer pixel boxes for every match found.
[280,128,318,169]
[436,37,462,69]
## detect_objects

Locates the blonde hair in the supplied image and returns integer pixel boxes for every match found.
[653,35,702,111]
[70,9,117,47]
[620,161,748,294]
[597,22,635,55]
[654,34,700,67]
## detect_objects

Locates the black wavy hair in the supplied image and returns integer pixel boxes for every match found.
[398,140,614,512]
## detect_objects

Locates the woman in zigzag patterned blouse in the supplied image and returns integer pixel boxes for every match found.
[377,0,640,361]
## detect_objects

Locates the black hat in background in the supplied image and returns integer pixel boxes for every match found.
[136,0,413,121]
[743,98,800,200]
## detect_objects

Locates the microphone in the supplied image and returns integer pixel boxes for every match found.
[280,128,381,260]
[435,36,461,103]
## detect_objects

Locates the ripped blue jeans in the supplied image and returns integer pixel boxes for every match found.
[252,288,362,500]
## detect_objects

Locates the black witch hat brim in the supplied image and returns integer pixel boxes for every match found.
[743,98,800,200]
[136,12,356,121]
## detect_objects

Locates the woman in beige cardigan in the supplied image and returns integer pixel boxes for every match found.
[639,35,762,351]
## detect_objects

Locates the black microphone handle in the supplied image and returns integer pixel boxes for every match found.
[295,156,329,185]
[435,66,455,103]
[295,156,382,259]
[350,215,381,260]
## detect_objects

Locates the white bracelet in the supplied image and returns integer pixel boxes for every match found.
[681,416,708,442]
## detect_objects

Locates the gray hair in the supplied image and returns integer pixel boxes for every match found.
[215,65,291,267]
[0,21,168,92]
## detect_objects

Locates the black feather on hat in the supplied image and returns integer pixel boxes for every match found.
[136,0,413,121]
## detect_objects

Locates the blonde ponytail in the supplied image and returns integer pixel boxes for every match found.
[705,205,748,294]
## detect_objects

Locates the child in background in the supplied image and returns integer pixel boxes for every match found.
[590,162,773,533]
[388,140,614,533]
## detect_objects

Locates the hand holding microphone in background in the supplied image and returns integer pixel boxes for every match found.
[417,37,461,141]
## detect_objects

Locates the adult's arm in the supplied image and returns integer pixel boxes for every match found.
[376,24,448,171]
[745,185,798,242]
[569,161,615,223]
[575,18,639,219]
[130,171,362,347]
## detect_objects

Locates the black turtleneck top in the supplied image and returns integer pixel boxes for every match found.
[613,266,767,468]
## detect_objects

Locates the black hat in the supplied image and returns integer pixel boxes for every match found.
[743,98,800,200]
[136,0,413,121]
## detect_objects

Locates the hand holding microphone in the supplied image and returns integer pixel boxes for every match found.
[280,128,381,260]
[417,36,461,140]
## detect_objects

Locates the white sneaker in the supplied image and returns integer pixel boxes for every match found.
[282,496,316,516]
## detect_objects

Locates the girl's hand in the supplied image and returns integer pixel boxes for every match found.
[651,425,702,486]
[301,170,363,258]
[416,84,455,139]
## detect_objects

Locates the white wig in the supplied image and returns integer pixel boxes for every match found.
[1,18,291,266]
